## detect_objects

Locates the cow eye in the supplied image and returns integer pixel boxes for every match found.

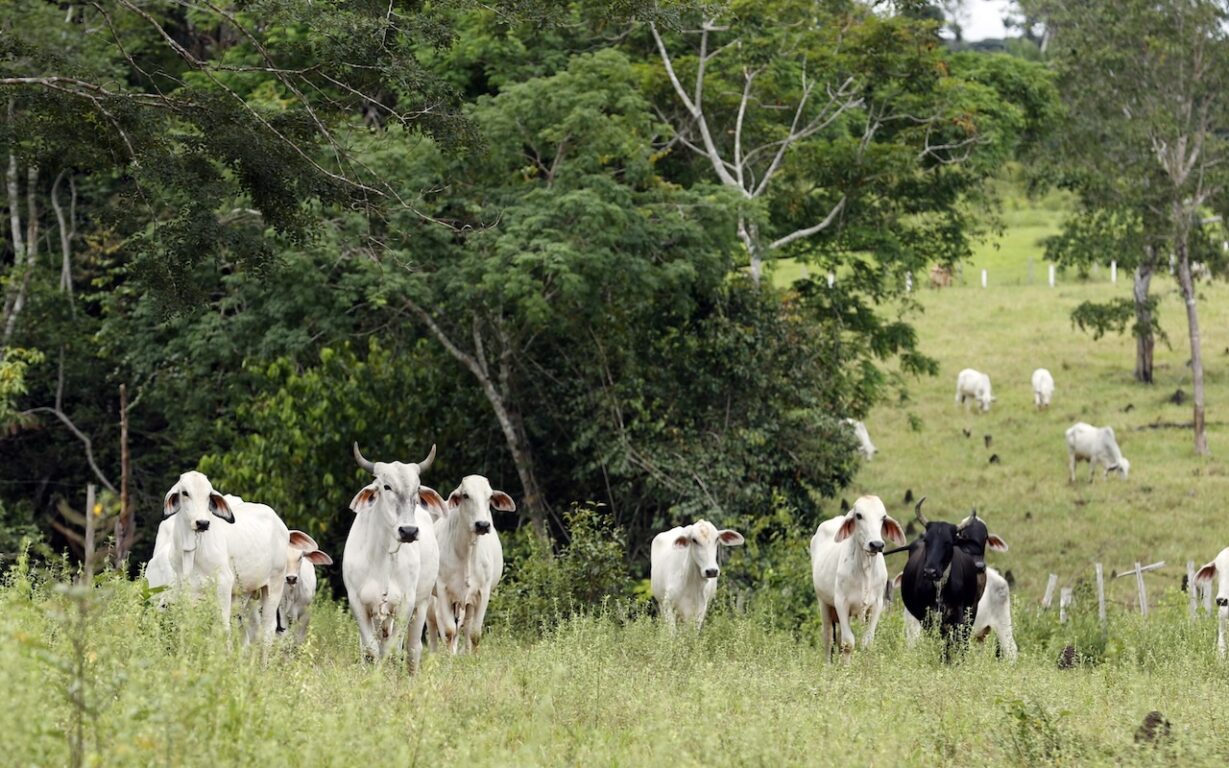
[855,512,862,520]
[461,492,469,499]
[383,484,391,492]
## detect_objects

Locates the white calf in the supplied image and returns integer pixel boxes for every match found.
[955,368,994,412]
[1032,368,1055,409]
[278,536,332,645]
[1195,548,1229,658]
[900,567,1017,662]
[1065,422,1130,482]
[343,443,444,672]
[650,520,745,630]
[432,475,512,653]
[810,495,905,659]
[843,418,877,460]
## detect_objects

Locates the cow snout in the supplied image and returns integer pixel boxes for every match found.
[923,567,941,581]
[866,540,885,554]
[285,574,298,585]
[703,567,719,579]
[974,560,987,573]
[397,525,419,543]
[1217,597,1229,608]
[194,519,210,532]
[474,520,492,535]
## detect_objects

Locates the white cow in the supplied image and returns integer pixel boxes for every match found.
[843,418,877,460]
[955,368,994,412]
[278,537,333,645]
[650,520,745,630]
[158,471,299,647]
[900,567,1018,662]
[1195,547,1229,658]
[432,475,512,653]
[810,495,905,659]
[343,443,444,672]
[1032,368,1055,410]
[145,518,175,597]
[1065,422,1130,482]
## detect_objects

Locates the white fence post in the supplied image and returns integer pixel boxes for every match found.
[826,272,835,288]
[1136,562,1148,617]
[1042,573,1058,609]
[905,271,913,292]
[981,269,987,288]
[1111,260,1117,283]
[1060,588,1073,623]
[1048,263,1056,287]
[1095,563,1106,624]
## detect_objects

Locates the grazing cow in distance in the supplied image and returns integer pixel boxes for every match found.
[432,475,512,654]
[888,501,1008,656]
[278,537,333,645]
[955,369,994,412]
[1065,422,1130,482]
[1195,547,1229,657]
[843,418,877,460]
[1032,368,1055,410]
[929,264,953,288]
[343,443,444,672]
[810,495,906,660]
[651,520,745,630]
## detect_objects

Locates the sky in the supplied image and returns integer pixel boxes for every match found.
[955,0,1017,41]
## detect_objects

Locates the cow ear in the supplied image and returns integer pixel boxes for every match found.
[717,529,744,547]
[289,530,318,551]
[418,486,447,518]
[987,534,1009,553]
[893,572,903,589]
[163,490,181,519]
[490,491,516,512]
[882,516,906,547]
[349,484,378,513]
[305,550,333,566]
[673,534,690,550]
[448,488,463,510]
[834,514,857,543]
[209,493,235,524]
[1196,562,1218,586]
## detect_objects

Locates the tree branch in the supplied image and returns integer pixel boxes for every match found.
[768,196,847,250]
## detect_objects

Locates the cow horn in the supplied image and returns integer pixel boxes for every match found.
[418,443,436,473]
[353,442,376,474]
[914,496,929,527]
[957,507,978,530]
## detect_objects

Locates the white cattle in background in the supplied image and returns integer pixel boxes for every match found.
[1065,422,1130,482]
[1195,547,1229,658]
[343,443,444,672]
[843,418,877,460]
[900,567,1018,662]
[650,520,745,630]
[810,495,905,660]
[432,475,512,654]
[1031,368,1055,410]
[278,538,333,645]
[955,368,994,412]
[157,471,301,647]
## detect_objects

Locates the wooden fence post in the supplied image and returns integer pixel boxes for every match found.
[1042,573,1058,609]
[1135,562,1148,617]
[1111,260,1117,283]
[1095,563,1106,624]
[1060,588,1073,623]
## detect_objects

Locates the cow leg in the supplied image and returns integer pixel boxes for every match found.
[216,576,235,648]
[903,611,922,647]
[406,597,429,674]
[349,598,379,662]
[819,603,835,661]
[466,591,492,654]
[862,600,884,649]
[261,582,284,648]
[1068,454,1076,483]
[1218,611,1227,658]
[660,599,678,634]
[834,601,856,658]
[295,610,310,646]
[438,598,461,654]
[425,595,441,652]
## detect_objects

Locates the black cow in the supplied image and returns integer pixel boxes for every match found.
[887,499,1007,654]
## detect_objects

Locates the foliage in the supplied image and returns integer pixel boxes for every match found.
[0,347,44,425]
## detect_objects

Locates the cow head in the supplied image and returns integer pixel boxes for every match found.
[1195,549,1229,615]
[955,510,1008,572]
[163,471,234,546]
[1108,457,1131,479]
[673,520,744,579]
[284,530,331,586]
[447,475,515,536]
[350,443,446,552]
[834,495,905,555]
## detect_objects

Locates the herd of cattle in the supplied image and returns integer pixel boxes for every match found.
[142,366,1229,666]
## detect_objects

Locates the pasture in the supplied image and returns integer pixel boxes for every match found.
[6,205,1229,766]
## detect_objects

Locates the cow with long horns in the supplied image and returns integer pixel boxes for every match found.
[887,499,1008,656]
[342,443,444,672]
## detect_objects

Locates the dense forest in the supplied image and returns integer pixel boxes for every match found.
[9,0,1217,592]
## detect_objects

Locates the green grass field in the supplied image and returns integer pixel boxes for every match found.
[7,186,1229,766]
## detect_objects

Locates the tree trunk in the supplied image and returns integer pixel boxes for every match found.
[1175,236,1209,455]
[738,215,763,287]
[1132,257,1155,384]
[113,383,134,567]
